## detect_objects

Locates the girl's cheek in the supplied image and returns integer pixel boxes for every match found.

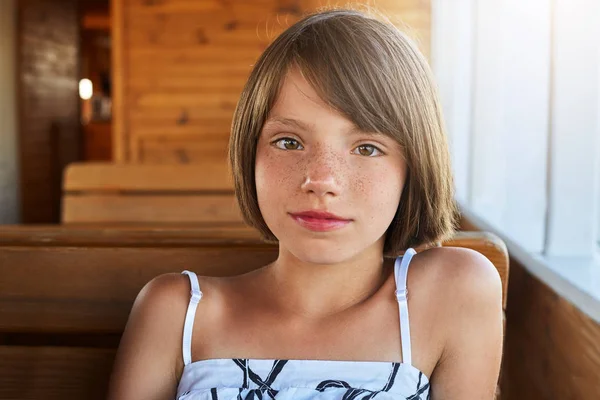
[259,150,297,190]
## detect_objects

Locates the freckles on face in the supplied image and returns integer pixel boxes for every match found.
[253,68,406,262]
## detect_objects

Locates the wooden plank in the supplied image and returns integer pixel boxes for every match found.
[126,0,284,15]
[114,0,432,162]
[127,62,254,78]
[129,86,243,97]
[129,117,232,129]
[63,162,233,192]
[126,75,248,90]
[0,346,115,400]
[126,27,279,48]
[136,147,228,164]
[0,225,262,247]
[128,121,231,137]
[125,12,274,31]
[136,135,229,164]
[62,195,241,224]
[500,256,600,399]
[129,105,236,122]
[111,0,125,161]
[0,245,276,333]
[133,91,240,108]
[128,46,264,61]
[126,0,224,13]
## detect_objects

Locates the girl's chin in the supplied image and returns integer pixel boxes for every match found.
[280,239,363,265]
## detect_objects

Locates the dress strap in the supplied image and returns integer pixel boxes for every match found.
[181,270,203,366]
[393,247,417,366]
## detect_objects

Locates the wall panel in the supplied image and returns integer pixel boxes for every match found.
[112,0,431,163]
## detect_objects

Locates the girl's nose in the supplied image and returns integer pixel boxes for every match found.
[299,150,343,197]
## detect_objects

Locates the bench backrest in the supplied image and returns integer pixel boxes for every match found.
[61,162,243,224]
[0,226,508,400]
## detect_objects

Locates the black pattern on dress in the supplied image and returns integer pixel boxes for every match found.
[178,359,430,399]
[232,359,289,399]
[315,362,424,400]
[406,372,430,400]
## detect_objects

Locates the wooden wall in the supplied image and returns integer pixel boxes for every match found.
[18,0,81,223]
[461,219,600,399]
[500,259,600,399]
[111,0,431,163]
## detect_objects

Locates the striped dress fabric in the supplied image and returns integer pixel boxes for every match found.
[176,248,430,399]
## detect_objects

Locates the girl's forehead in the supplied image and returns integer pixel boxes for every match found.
[267,69,356,131]
[273,68,328,110]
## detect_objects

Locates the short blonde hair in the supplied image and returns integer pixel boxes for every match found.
[229,8,459,257]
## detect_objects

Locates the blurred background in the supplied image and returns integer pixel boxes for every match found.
[0,0,598,399]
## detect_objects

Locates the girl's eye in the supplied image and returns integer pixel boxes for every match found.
[353,144,383,157]
[273,138,303,150]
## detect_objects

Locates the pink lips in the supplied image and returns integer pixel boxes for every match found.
[289,210,352,232]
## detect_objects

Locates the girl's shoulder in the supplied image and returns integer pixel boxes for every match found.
[412,247,504,393]
[411,246,502,313]
[143,272,230,321]
[413,246,501,288]
[412,246,503,339]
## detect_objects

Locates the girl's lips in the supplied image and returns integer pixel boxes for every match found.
[289,213,352,232]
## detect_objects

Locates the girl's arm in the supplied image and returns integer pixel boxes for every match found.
[107,273,188,400]
[430,248,504,399]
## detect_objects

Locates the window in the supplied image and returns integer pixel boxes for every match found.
[431,0,600,319]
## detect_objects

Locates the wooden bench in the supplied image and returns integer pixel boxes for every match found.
[0,226,508,400]
[61,162,243,224]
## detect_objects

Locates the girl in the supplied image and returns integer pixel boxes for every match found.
[108,8,503,400]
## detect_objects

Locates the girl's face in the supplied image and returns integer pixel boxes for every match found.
[255,68,407,264]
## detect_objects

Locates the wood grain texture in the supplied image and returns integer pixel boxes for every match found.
[0,245,276,333]
[111,0,126,161]
[461,216,600,399]
[61,162,240,223]
[62,194,242,223]
[0,346,115,400]
[0,224,263,246]
[136,133,229,163]
[113,0,431,163]
[500,258,600,399]
[64,162,233,191]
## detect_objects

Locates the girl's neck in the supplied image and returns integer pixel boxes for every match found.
[261,245,395,322]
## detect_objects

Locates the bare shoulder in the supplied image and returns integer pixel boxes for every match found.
[416,246,504,398]
[410,245,503,345]
[107,272,218,400]
[131,272,225,346]
[138,271,224,313]
[443,246,502,313]
[416,246,502,306]
[128,272,198,335]
[138,272,191,308]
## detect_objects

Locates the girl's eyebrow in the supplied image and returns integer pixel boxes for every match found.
[263,117,314,132]
[264,116,387,139]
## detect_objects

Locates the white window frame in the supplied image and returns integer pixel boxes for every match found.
[431,0,600,323]
[545,0,600,258]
